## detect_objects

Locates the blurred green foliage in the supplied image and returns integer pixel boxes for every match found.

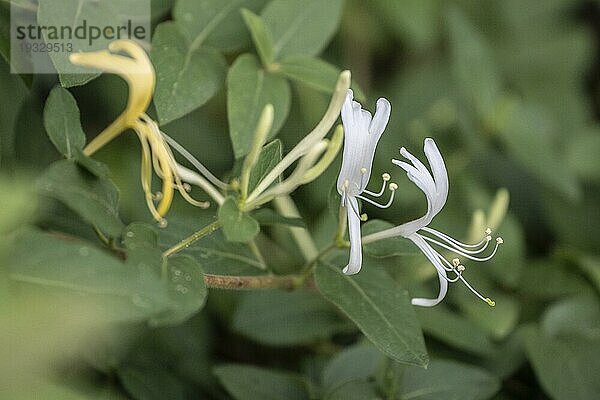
[1,0,600,399]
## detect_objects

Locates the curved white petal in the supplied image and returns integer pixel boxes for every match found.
[357,107,373,133]
[343,196,363,275]
[408,234,449,307]
[389,138,449,236]
[400,146,430,178]
[337,90,390,195]
[341,89,372,136]
[392,159,436,199]
[369,98,391,139]
[340,89,356,129]
[423,138,448,209]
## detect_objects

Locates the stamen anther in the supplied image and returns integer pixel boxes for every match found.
[457,265,465,272]
[496,237,504,244]
[486,235,492,241]
[452,258,460,267]
[364,174,390,197]
[183,183,192,192]
[485,298,496,307]
[154,191,163,201]
[389,183,398,191]
[158,219,168,228]
[361,213,368,221]
[360,167,367,174]
[485,228,492,235]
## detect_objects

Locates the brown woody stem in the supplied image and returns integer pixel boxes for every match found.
[203,273,306,290]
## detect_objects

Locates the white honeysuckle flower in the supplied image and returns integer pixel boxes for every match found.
[337,89,395,275]
[363,138,503,307]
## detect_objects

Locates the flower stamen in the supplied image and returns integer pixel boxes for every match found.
[422,227,491,249]
[415,231,498,306]
[457,274,495,307]
[363,172,391,197]
[161,132,228,190]
[356,182,397,209]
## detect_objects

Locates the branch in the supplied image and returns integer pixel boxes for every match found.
[203,273,310,290]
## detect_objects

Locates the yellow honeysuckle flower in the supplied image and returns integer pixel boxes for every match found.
[70,40,211,225]
[70,40,154,155]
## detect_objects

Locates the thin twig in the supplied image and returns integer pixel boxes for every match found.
[203,273,307,290]
[163,220,221,257]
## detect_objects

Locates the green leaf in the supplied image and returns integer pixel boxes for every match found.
[8,228,168,322]
[322,344,382,391]
[0,176,36,235]
[483,216,524,288]
[399,359,500,400]
[37,0,148,87]
[118,314,216,396]
[122,223,208,326]
[123,222,159,249]
[416,306,494,357]
[497,104,580,200]
[227,53,291,158]
[37,0,96,87]
[72,149,110,177]
[218,196,260,242]
[362,220,416,258]
[118,366,186,400]
[42,86,109,177]
[152,22,227,125]
[122,223,163,274]
[174,0,267,52]
[482,329,527,380]
[567,128,600,181]
[277,56,366,100]
[159,215,265,274]
[36,160,123,237]
[315,262,428,367]
[541,296,600,340]
[544,188,600,253]
[231,139,282,192]
[278,56,341,94]
[454,290,520,341]
[248,139,282,192]
[375,0,440,51]
[252,208,305,228]
[523,325,600,400]
[43,86,85,158]
[578,254,600,292]
[151,255,207,326]
[241,9,274,66]
[262,0,344,60]
[518,260,592,300]
[214,364,310,400]
[325,380,380,400]
[447,6,501,119]
[232,289,349,346]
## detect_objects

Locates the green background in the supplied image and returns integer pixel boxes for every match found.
[1,0,600,399]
